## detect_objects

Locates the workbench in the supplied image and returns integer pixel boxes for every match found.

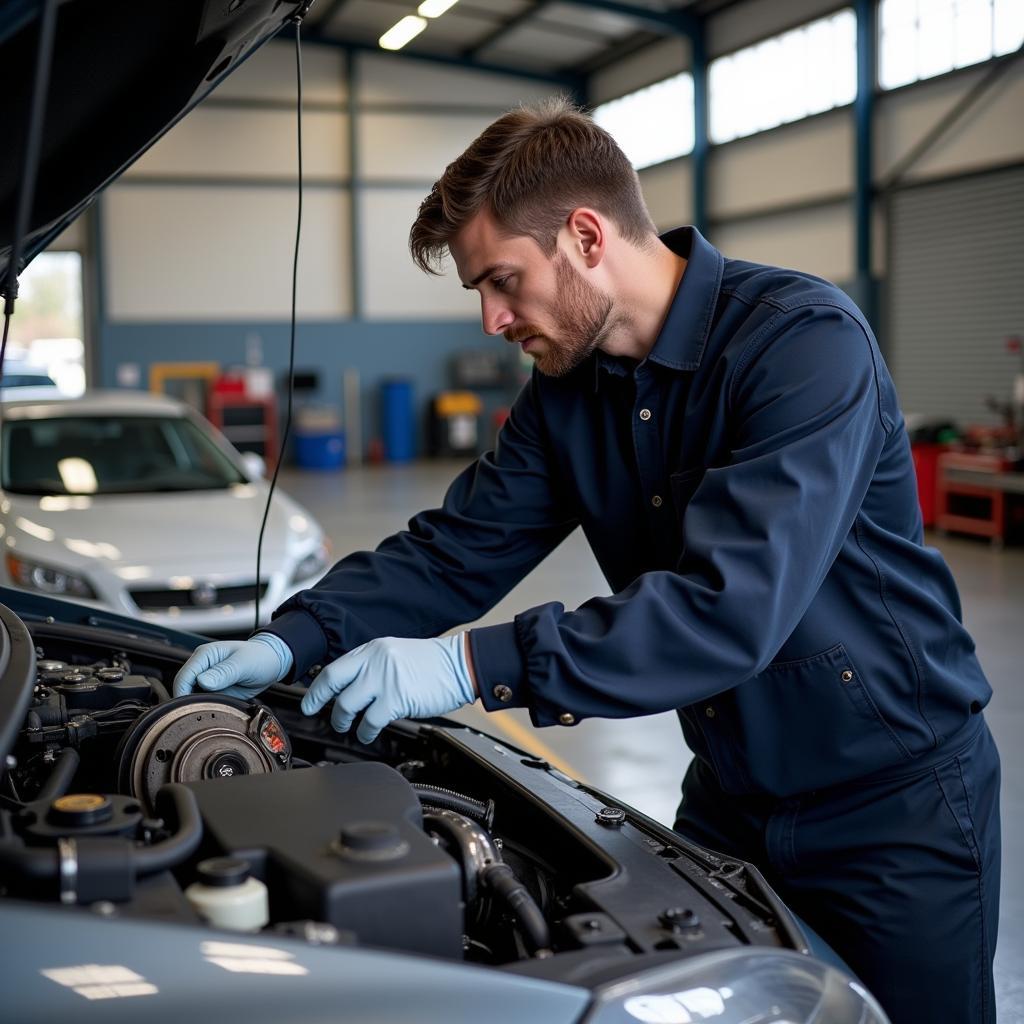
[935,451,1024,547]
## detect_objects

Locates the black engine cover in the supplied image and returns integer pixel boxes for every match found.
[184,761,463,958]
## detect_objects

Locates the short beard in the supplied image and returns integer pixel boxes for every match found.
[532,253,614,378]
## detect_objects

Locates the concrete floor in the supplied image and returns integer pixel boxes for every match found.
[278,459,1023,1021]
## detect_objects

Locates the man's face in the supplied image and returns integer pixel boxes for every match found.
[451,210,613,378]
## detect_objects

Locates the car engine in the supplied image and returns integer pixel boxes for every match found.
[0,601,808,982]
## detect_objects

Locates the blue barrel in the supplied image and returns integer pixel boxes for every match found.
[381,378,415,462]
[294,430,346,470]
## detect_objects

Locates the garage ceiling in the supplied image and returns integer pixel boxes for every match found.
[302,0,724,80]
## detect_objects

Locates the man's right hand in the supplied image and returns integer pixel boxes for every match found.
[172,635,293,699]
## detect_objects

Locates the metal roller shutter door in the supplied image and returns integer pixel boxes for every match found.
[887,164,1024,426]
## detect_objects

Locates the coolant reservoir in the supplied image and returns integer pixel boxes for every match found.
[185,857,269,931]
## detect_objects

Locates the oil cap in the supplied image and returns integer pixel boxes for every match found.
[333,821,409,861]
[48,793,113,828]
[196,857,252,888]
[595,806,626,827]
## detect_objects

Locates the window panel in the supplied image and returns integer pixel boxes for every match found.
[954,0,994,66]
[880,24,919,87]
[917,1,955,79]
[994,0,1024,54]
[882,0,918,30]
[708,10,857,145]
[592,72,694,170]
[880,0,1012,89]
[831,10,859,106]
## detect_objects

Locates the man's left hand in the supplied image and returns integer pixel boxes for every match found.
[300,633,477,743]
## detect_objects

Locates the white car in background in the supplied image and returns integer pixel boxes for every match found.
[0,390,330,635]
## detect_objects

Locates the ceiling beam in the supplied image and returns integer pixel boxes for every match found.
[566,0,698,36]
[464,0,698,64]
[307,35,585,91]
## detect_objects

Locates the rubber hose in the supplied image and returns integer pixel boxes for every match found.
[0,785,202,886]
[131,784,203,875]
[412,783,494,828]
[0,842,58,880]
[422,808,500,907]
[482,862,551,954]
[147,677,172,704]
[35,747,80,803]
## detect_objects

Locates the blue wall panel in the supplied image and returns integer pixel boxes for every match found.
[99,319,501,458]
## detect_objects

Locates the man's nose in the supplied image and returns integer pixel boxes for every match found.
[481,297,514,336]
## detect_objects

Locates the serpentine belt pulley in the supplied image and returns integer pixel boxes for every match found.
[115,694,291,813]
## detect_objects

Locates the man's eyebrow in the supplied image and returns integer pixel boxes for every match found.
[462,264,511,290]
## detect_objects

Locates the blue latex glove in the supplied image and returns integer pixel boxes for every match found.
[300,633,476,744]
[172,634,294,699]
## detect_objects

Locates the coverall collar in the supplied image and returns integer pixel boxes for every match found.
[594,226,725,390]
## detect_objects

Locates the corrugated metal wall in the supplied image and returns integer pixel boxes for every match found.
[887,164,1024,426]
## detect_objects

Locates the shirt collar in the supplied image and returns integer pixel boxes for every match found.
[594,226,724,390]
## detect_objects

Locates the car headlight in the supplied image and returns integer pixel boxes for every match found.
[289,542,330,586]
[584,949,890,1024]
[5,552,98,600]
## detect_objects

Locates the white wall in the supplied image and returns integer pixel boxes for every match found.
[589,36,691,106]
[712,202,855,282]
[103,186,351,320]
[875,58,1024,185]
[639,159,694,231]
[708,110,852,218]
[359,190,479,320]
[357,54,555,107]
[101,42,564,324]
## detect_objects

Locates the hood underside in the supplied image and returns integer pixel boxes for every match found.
[0,0,308,284]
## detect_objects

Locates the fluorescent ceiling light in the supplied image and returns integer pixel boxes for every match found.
[379,15,427,50]
[418,0,459,15]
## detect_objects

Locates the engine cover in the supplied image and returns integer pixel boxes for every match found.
[183,761,463,958]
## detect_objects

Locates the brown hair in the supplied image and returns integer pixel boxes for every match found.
[409,96,657,274]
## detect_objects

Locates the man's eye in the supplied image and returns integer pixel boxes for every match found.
[492,276,511,291]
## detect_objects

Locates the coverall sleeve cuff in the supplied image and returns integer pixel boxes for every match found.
[255,610,328,684]
[470,622,530,712]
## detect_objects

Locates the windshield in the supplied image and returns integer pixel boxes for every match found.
[2,373,58,388]
[1,414,248,495]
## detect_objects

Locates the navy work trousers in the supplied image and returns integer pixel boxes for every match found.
[674,719,1001,1024]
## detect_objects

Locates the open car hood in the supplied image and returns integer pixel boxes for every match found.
[0,0,309,283]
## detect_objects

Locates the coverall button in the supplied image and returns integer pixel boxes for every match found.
[639,408,652,421]
[651,495,663,508]
[841,669,854,683]
[492,684,513,702]
[705,706,716,718]
[559,712,575,726]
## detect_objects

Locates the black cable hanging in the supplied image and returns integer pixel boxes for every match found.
[254,19,304,631]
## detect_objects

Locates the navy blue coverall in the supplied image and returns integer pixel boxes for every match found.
[265,227,1001,1024]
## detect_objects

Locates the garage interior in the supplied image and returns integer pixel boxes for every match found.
[4,0,1023,1019]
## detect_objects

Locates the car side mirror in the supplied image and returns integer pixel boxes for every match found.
[240,452,267,480]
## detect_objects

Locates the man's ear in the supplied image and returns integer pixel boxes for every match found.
[565,208,605,268]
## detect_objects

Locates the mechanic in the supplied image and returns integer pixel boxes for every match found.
[175,98,1000,1024]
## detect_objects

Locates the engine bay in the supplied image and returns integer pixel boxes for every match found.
[0,601,807,984]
